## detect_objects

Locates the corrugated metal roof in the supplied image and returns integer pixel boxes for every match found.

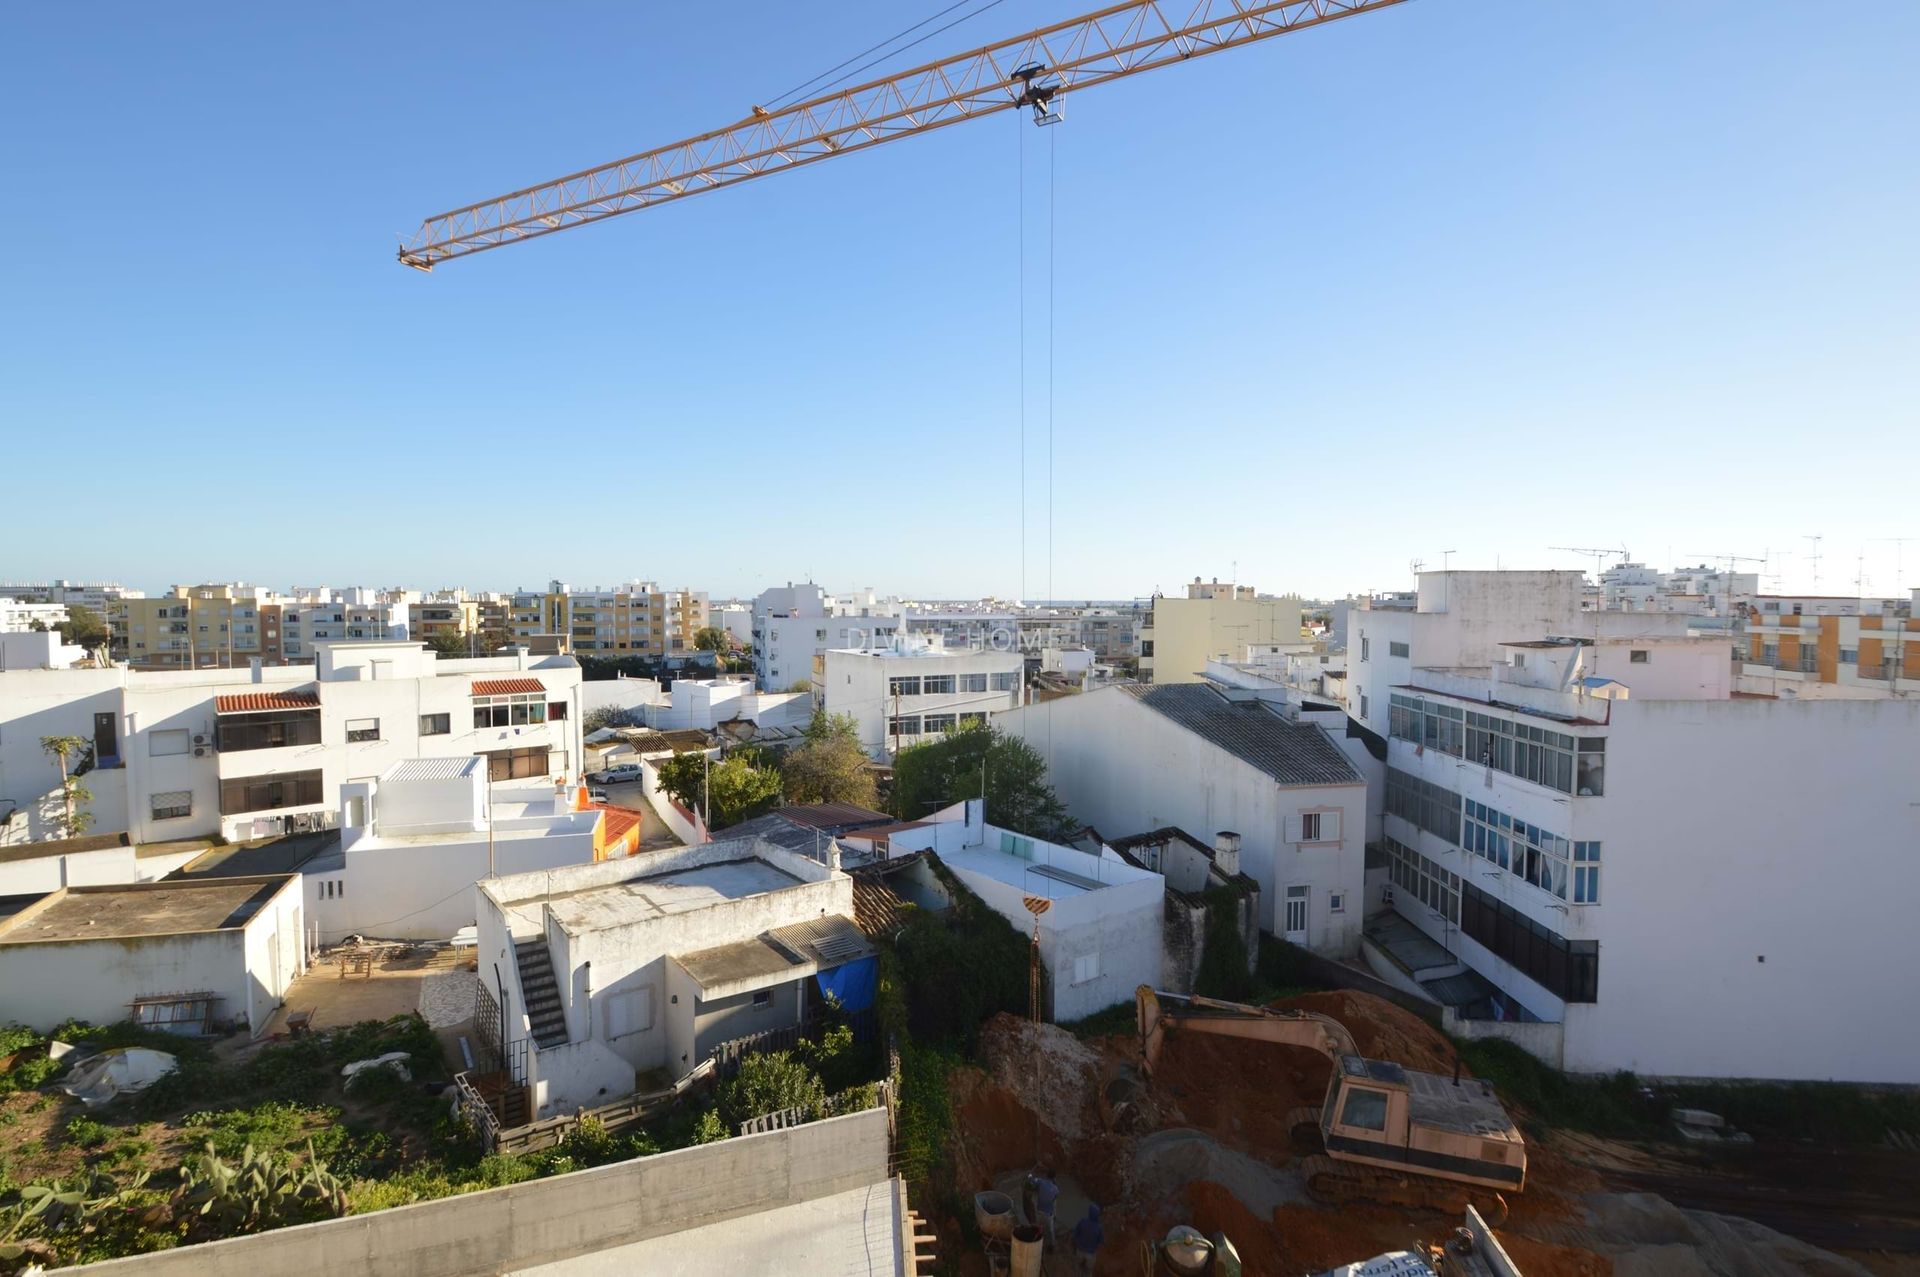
[214,690,319,713]
[472,677,545,696]
[769,914,875,967]
[1117,683,1363,787]
[384,757,480,782]
[774,802,894,832]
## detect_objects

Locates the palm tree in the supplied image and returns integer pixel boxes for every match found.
[39,735,94,839]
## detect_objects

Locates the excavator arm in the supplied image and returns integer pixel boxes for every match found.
[1136,985,1359,1077]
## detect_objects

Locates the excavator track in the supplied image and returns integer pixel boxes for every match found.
[1300,1154,1509,1227]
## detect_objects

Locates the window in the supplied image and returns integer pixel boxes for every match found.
[1629,649,1649,664]
[547,701,568,721]
[1576,738,1605,797]
[1389,641,1409,658]
[751,990,774,1011]
[888,675,922,697]
[345,718,380,743]
[605,987,655,1039]
[920,674,956,695]
[1360,635,1370,661]
[419,713,450,736]
[151,791,192,820]
[1340,1088,1389,1132]
[1464,800,1571,899]
[150,728,190,756]
[889,715,921,737]
[1300,812,1321,842]
[483,746,550,780]
[1359,692,1369,720]
[1384,767,1462,844]
[1458,881,1598,1003]
[959,711,987,726]
[219,769,323,815]
[216,709,321,753]
[1384,836,1460,924]
[1839,648,1858,665]
[1329,893,1346,914]
[959,672,989,693]
[472,692,547,728]
[921,713,957,734]
[1140,640,1154,658]
[1071,952,1100,986]
[991,671,1020,692]
[1388,693,1465,758]
[1573,842,1602,904]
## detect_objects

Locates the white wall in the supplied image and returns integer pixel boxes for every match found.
[999,690,1366,957]
[823,645,1023,759]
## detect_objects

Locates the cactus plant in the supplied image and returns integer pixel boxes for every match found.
[0,1171,153,1271]
[172,1141,347,1238]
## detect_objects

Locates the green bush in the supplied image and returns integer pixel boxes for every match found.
[1194,885,1256,1002]
[894,1044,955,1184]
[180,1103,328,1159]
[718,1051,827,1129]
[893,861,1029,1052]
[63,1116,113,1150]
[1455,1038,1652,1138]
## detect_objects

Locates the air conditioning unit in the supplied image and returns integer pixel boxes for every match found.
[192,746,209,758]
[191,734,207,746]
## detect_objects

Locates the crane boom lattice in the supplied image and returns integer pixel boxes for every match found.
[399,0,1408,269]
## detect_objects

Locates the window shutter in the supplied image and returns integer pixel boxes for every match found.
[1323,811,1342,842]
[1283,815,1301,843]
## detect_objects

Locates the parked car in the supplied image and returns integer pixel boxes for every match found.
[587,762,643,785]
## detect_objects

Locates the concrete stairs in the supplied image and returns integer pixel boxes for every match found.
[514,939,570,1050]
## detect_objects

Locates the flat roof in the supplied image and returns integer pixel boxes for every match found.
[546,859,804,934]
[944,846,1115,901]
[0,875,291,944]
[675,934,806,993]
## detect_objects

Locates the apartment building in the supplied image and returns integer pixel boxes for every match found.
[515,580,710,657]
[820,636,1023,759]
[1140,578,1307,684]
[280,587,415,661]
[1366,609,1918,1083]
[1077,605,1145,661]
[0,598,69,633]
[0,641,584,846]
[1735,591,1918,698]
[753,583,903,690]
[0,580,142,615]
[408,590,485,648]
[113,584,283,670]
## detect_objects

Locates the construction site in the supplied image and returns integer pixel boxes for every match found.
[927,987,1920,1276]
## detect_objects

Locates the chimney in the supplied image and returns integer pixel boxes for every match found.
[1213,831,1242,877]
[249,657,263,684]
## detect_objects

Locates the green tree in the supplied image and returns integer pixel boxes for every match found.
[889,720,1068,840]
[422,629,477,658]
[653,751,708,813]
[55,605,108,649]
[39,736,94,839]
[705,754,783,829]
[780,711,878,809]
[784,678,815,695]
[692,626,730,652]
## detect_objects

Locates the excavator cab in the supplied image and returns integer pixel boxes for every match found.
[1316,1054,1526,1194]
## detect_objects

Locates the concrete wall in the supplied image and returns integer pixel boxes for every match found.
[999,690,1366,957]
[693,979,805,1061]
[1146,595,1305,685]
[65,1107,892,1277]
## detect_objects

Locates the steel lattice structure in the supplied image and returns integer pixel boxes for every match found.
[399,0,1408,269]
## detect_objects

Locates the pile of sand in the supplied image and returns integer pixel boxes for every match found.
[977,1013,1104,1141]
[1129,1128,1305,1218]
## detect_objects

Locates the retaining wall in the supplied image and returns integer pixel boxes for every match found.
[68,1106,890,1276]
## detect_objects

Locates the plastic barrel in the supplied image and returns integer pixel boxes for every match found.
[1010,1224,1044,1277]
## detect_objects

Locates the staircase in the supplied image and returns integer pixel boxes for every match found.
[514,939,570,1049]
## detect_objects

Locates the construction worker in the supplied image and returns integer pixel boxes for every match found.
[1026,1166,1059,1247]
[1071,1203,1103,1274]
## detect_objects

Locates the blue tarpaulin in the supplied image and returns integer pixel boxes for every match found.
[814,955,877,1013]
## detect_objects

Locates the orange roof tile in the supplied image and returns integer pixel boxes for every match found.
[214,691,319,713]
[472,677,545,696]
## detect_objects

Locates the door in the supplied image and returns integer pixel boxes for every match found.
[1284,885,1310,945]
[93,712,119,764]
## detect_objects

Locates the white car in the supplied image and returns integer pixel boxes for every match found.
[588,763,643,785]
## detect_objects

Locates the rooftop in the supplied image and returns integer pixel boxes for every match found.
[772,803,895,834]
[386,756,480,782]
[545,859,803,934]
[0,875,293,944]
[214,689,319,713]
[472,676,546,696]
[172,830,340,879]
[1117,683,1363,787]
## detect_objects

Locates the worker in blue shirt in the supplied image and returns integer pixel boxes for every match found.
[1072,1203,1104,1274]
[1026,1166,1060,1246]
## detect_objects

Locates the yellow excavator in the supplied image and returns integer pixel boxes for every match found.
[1135,986,1526,1223]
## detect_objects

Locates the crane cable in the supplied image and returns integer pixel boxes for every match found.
[763,0,1013,114]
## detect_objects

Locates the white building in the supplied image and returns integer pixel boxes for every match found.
[474,833,869,1117]
[998,681,1367,956]
[0,581,141,616]
[0,597,70,634]
[752,584,904,691]
[876,800,1164,1022]
[712,602,753,647]
[0,874,304,1036]
[0,641,584,847]
[820,637,1023,759]
[282,587,413,659]
[300,758,610,946]
[0,630,89,673]
[1372,622,1920,1083]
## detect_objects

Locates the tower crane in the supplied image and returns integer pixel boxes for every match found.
[398,0,1410,270]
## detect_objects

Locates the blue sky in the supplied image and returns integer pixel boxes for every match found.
[3,2,1916,601]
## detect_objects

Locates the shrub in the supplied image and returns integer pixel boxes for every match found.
[719,1052,827,1129]
[63,1117,113,1150]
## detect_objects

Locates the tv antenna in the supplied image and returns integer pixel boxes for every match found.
[1550,546,1630,580]
[1803,536,1824,591]
[1871,537,1918,593]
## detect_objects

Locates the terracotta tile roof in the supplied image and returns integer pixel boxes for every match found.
[773,803,895,833]
[214,691,319,714]
[588,803,647,848]
[472,677,545,696]
[850,869,915,938]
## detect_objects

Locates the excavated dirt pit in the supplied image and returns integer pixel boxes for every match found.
[940,992,1914,1276]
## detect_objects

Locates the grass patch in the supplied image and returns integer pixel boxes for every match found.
[1455,1038,1655,1139]
[1664,1080,1920,1145]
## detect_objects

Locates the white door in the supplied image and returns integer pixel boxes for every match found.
[1284,886,1310,945]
